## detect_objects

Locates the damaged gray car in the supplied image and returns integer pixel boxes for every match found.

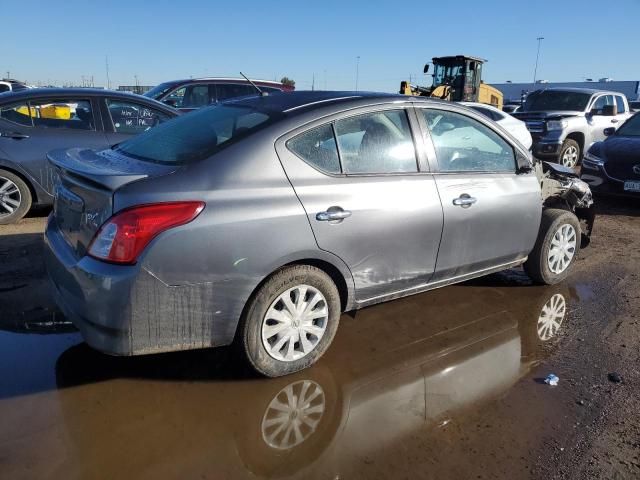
[44,92,595,377]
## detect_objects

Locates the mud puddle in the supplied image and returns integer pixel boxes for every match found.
[0,265,616,480]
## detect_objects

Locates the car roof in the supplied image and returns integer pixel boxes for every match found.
[227,90,450,115]
[0,88,179,112]
[157,78,285,87]
[535,87,622,96]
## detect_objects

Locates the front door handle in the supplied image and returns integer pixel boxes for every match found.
[316,207,352,222]
[0,131,30,140]
[452,194,477,208]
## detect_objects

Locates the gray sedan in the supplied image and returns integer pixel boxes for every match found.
[44,91,592,377]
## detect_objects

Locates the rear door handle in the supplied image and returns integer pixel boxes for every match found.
[452,194,477,208]
[611,119,619,124]
[316,207,352,222]
[0,131,30,140]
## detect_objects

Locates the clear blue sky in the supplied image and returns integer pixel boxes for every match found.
[2,0,639,91]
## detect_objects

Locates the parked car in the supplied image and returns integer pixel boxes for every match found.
[580,112,640,197]
[0,88,179,224]
[460,102,532,150]
[629,101,640,112]
[144,77,294,112]
[513,88,632,167]
[45,92,594,377]
[0,79,30,94]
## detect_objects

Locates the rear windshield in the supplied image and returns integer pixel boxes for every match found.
[616,114,640,137]
[115,104,280,165]
[143,82,176,99]
[524,91,591,112]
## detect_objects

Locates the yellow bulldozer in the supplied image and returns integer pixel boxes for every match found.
[400,55,503,109]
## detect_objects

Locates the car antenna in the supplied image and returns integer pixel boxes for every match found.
[240,72,268,96]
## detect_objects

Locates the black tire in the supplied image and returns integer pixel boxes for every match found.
[0,169,32,225]
[558,138,580,168]
[524,208,581,285]
[239,265,341,377]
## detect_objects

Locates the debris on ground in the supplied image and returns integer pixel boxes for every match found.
[545,374,560,386]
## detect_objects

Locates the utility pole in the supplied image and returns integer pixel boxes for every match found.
[312,72,315,91]
[134,75,139,94]
[105,56,111,89]
[355,56,360,91]
[533,36,544,87]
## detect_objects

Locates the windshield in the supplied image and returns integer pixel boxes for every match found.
[616,113,640,137]
[432,63,464,86]
[524,91,591,112]
[143,82,176,99]
[115,104,281,165]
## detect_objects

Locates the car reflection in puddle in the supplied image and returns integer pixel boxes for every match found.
[17,272,573,479]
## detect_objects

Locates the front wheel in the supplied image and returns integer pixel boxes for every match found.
[524,209,581,285]
[239,265,341,377]
[559,139,580,168]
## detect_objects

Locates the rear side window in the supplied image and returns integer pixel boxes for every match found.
[216,84,255,101]
[106,99,171,134]
[0,102,34,126]
[615,96,626,114]
[334,110,417,174]
[422,109,515,172]
[288,124,341,174]
[0,84,10,93]
[116,104,280,165]
[28,99,94,130]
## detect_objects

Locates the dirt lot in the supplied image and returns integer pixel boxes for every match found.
[0,199,639,480]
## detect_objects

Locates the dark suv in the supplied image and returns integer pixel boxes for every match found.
[144,78,294,112]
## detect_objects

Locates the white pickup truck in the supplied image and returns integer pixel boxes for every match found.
[514,88,632,167]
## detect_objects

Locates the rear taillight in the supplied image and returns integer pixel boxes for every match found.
[88,202,205,265]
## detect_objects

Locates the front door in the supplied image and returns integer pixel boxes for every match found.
[0,97,108,197]
[276,107,444,302]
[417,107,541,281]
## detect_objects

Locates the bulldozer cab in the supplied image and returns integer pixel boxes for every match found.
[430,55,484,102]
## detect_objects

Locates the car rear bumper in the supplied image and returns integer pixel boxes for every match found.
[44,215,232,355]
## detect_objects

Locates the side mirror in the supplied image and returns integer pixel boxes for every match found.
[602,104,617,116]
[516,151,533,173]
[603,127,616,136]
[423,64,430,74]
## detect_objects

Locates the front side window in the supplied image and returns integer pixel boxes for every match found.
[0,84,10,93]
[287,124,341,174]
[106,99,171,134]
[422,109,515,172]
[334,110,418,174]
[615,96,626,114]
[0,102,34,126]
[591,95,614,114]
[116,104,280,165]
[29,99,94,130]
[163,84,211,109]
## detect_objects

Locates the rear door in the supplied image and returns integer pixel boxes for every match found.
[276,105,444,302]
[0,96,108,197]
[101,97,174,145]
[416,106,541,281]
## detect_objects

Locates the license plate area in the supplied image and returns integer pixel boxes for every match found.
[624,180,640,192]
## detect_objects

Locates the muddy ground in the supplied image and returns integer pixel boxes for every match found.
[0,199,639,480]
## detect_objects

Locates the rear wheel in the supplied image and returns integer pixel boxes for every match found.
[240,265,341,377]
[524,209,581,285]
[0,169,31,225]
[559,139,580,168]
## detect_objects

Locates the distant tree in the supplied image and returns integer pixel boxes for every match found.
[280,76,295,88]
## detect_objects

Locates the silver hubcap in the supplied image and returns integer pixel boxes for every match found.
[0,176,21,217]
[261,380,325,449]
[547,224,577,274]
[537,293,566,340]
[561,145,578,167]
[261,285,328,362]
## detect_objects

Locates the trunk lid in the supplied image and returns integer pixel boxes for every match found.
[48,147,176,257]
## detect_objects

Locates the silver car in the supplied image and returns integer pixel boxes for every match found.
[45,92,593,377]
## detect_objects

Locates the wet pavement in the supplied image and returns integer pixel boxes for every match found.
[0,211,637,479]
